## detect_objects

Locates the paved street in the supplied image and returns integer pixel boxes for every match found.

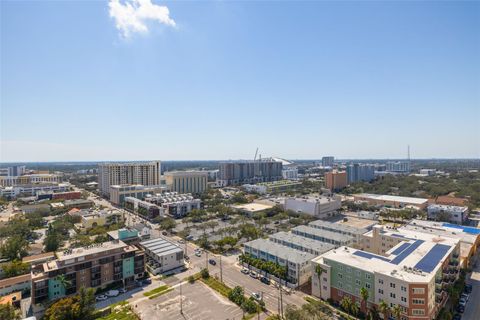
[463,262,480,320]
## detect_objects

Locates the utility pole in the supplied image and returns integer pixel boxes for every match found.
[180,281,183,314]
[280,285,284,318]
[205,251,209,270]
[220,255,223,283]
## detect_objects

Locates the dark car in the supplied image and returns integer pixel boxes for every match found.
[260,277,270,285]
[464,284,473,293]
[453,314,462,320]
[209,259,216,265]
[457,305,465,313]
[143,278,152,285]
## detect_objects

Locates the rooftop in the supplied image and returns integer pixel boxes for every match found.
[55,240,130,262]
[292,225,355,243]
[315,230,459,282]
[268,231,335,254]
[286,196,340,204]
[354,193,428,205]
[22,252,55,264]
[140,237,182,257]
[244,238,315,264]
[309,219,369,235]
[428,204,468,212]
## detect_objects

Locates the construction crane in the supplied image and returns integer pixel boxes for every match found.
[254,147,259,161]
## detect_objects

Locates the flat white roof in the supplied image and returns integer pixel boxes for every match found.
[354,193,428,205]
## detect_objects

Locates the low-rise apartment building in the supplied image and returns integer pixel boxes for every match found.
[125,197,161,220]
[242,180,302,195]
[80,209,124,229]
[292,225,354,247]
[268,231,335,256]
[0,183,70,199]
[139,238,184,275]
[243,238,315,287]
[312,229,461,320]
[0,174,61,187]
[109,184,167,206]
[308,219,370,248]
[31,240,145,305]
[427,204,468,224]
[144,192,201,218]
[284,196,341,219]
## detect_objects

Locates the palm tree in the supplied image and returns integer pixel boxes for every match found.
[340,296,352,314]
[369,306,380,320]
[392,304,401,320]
[351,302,359,318]
[56,274,71,291]
[379,300,390,320]
[360,287,369,316]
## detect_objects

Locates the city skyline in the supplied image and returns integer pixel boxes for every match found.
[1,1,479,162]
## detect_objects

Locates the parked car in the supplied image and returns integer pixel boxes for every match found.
[178,240,185,244]
[195,251,202,257]
[457,305,465,313]
[186,235,194,241]
[95,295,108,301]
[453,314,462,320]
[465,284,473,293]
[119,288,127,294]
[241,268,249,274]
[251,292,261,301]
[143,278,152,285]
[162,231,168,236]
[249,271,258,279]
[260,277,270,285]
[105,290,119,297]
[209,259,216,266]
[461,293,469,302]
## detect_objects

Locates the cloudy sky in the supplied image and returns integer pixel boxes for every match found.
[1,0,479,162]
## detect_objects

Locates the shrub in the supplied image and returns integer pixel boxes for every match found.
[200,268,210,279]
[188,275,195,284]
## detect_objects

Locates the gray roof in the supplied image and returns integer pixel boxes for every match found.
[140,238,182,257]
[292,225,355,243]
[268,231,335,255]
[243,238,315,264]
[308,219,368,235]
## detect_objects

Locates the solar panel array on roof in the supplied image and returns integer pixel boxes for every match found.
[442,223,480,235]
[390,240,424,265]
[353,250,390,262]
[391,242,411,255]
[414,244,451,273]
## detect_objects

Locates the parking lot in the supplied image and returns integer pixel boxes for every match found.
[135,281,244,320]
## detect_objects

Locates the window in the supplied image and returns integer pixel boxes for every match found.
[412,288,425,294]
[338,273,343,279]
[347,267,351,273]
[356,279,361,286]
[365,274,371,280]
[390,293,396,298]
[378,289,384,294]
[401,286,406,292]
[323,286,327,290]
[401,297,407,303]
[356,270,361,277]
[366,283,371,289]
[390,283,396,288]
[413,298,425,305]
[378,279,384,284]
[412,309,425,316]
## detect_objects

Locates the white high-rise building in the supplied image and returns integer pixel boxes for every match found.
[98,161,161,196]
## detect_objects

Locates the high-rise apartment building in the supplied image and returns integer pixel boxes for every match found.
[322,156,335,167]
[164,171,208,194]
[346,163,375,184]
[324,170,348,191]
[0,165,26,177]
[31,240,145,305]
[218,160,283,186]
[386,161,411,174]
[98,161,161,196]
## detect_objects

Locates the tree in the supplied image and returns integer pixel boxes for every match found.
[56,275,71,291]
[44,296,80,320]
[391,304,401,320]
[351,302,359,318]
[77,287,95,320]
[2,260,29,278]
[0,235,29,260]
[0,303,20,320]
[200,268,210,279]
[360,287,369,316]
[228,286,245,306]
[160,217,176,233]
[340,296,352,314]
[379,300,390,320]
[44,231,61,252]
[315,264,325,282]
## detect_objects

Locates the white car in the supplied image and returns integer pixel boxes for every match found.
[96,295,108,301]
[195,251,202,257]
[105,290,119,297]
[461,293,469,302]
[459,298,467,307]
[241,268,249,274]
[251,292,261,301]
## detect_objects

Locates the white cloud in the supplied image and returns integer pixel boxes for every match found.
[108,0,176,38]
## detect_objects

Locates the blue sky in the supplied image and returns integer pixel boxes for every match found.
[1,1,479,162]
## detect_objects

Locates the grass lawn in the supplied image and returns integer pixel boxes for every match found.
[143,285,171,297]
[200,276,231,298]
[96,301,139,320]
